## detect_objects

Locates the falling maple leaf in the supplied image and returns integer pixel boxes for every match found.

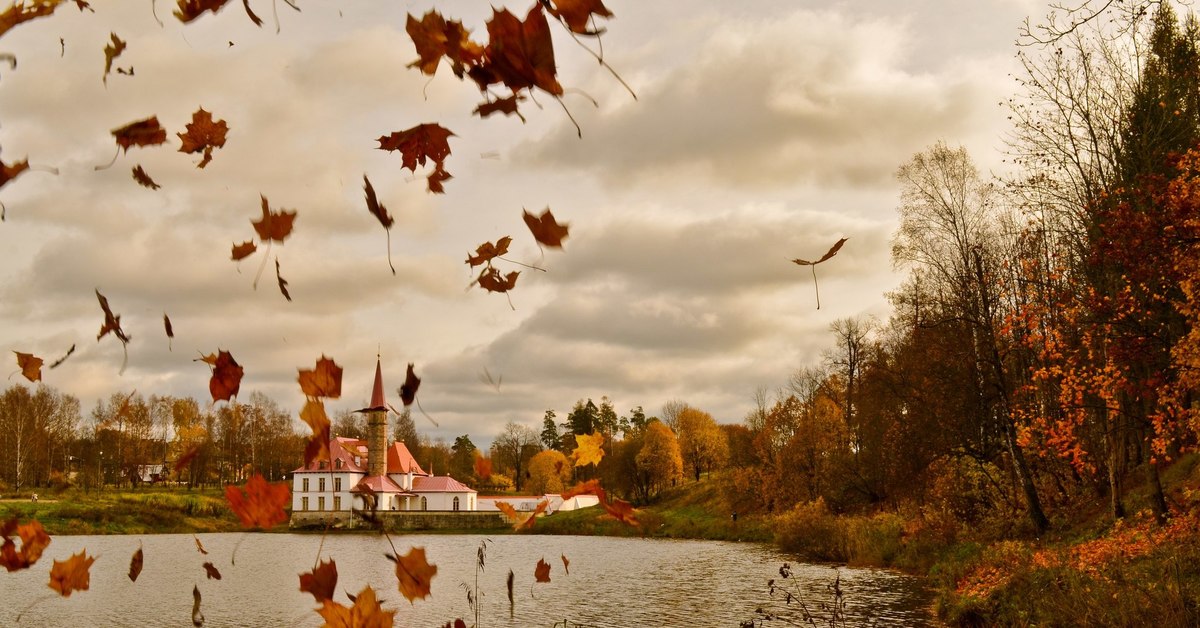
[174,0,229,23]
[196,349,243,402]
[300,558,338,604]
[427,164,452,194]
[231,240,257,261]
[545,0,613,35]
[572,431,604,467]
[533,557,551,583]
[476,267,520,293]
[164,313,174,350]
[252,195,296,242]
[561,553,570,576]
[96,289,131,374]
[298,356,343,399]
[48,550,95,597]
[466,237,512,268]
[399,363,421,407]
[0,517,51,572]
[377,123,454,194]
[14,351,42,382]
[275,258,291,301]
[473,5,563,98]
[441,620,467,628]
[523,208,569,248]
[602,496,638,526]
[791,237,848,310]
[110,116,167,153]
[474,94,525,121]
[392,546,437,604]
[132,164,160,190]
[178,108,228,168]
[48,344,74,369]
[225,472,290,529]
[301,399,332,466]
[1,157,30,191]
[0,0,73,40]
[363,175,397,275]
[194,535,208,555]
[128,545,143,582]
[192,584,204,626]
[203,561,222,580]
[318,585,395,628]
[102,32,125,84]
[405,11,483,77]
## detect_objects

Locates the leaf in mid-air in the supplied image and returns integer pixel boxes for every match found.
[299,558,338,604]
[178,108,228,168]
[476,267,519,293]
[128,546,143,582]
[466,237,512,268]
[300,399,331,467]
[544,0,613,35]
[533,558,551,583]
[14,351,42,382]
[398,363,421,407]
[111,117,167,153]
[48,550,95,597]
[224,473,290,529]
[572,432,604,467]
[377,123,454,194]
[791,237,848,309]
[523,208,569,248]
[251,195,296,243]
[317,585,395,627]
[275,259,291,301]
[298,355,343,399]
[392,546,437,604]
[196,349,243,402]
[102,32,125,84]
[163,313,174,350]
[203,561,221,580]
[231,240,257,261]
[0,517,51,572]
[132,165,161,189]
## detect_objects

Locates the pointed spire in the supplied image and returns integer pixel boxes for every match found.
[369,357,386,410]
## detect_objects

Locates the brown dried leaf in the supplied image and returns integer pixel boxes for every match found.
[299,356,343,399]
[48,550,95,597]
[178,108,228,169]
[0,517,51,571]
[393,546,437,603]
[252,195,296,243]
[96,289,131,344]
[231,240,257,261]
[0,158,30,191]
[164,313,174,350]
[399,363,420,407]
[561,553,569,576]
[534,557,551,583]
[112,117,167,153]
[477,267,519,293]
[465,237,512,268]
[14,351,42,382]
[224,473,290,529]
[523,208,569,248]
[377,123,454,193]
[132,164,161,190]
[128,545,143,582]
[196,349,243,402]
[545,0,613,35]
[300,558,338,604]
[301,399,331,467]
[318,585,395,627]
[275,259,291,302]
[173,0,230,23]
[102,32,125,84]
[203,561,221,580]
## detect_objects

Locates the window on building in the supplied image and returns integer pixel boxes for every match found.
[335,458,343,470]
[301,497,309,511]
[421,496,428,511]
[318,496,325,511]
[453,496,460,511]
[334,477,342,492]
[302,478,309,492]
[318,477,326,492]
[333,496,341,511]
[318,460,326,470]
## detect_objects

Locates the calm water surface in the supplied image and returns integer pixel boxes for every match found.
[1,533,936,627]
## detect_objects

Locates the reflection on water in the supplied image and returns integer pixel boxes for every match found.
[1,533,936,627]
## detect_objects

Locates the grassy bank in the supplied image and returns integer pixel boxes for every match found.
[0,488,242,535]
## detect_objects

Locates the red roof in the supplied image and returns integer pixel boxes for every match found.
[386,442,426,475]
[412,476,475,493]
[351,474,409,494]
[292,437,367,473]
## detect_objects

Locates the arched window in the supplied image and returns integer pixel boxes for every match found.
[421,496,428,511]
[452,496,460,511]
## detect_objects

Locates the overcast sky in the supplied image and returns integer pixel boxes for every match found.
[0,0,1044,446]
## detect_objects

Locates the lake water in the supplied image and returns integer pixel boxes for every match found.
[1,533,937,627]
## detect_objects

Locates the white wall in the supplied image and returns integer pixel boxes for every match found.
[292,472,360,511]
[417,491,475,511]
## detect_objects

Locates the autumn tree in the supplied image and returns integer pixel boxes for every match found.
[0,384,79,491]
[634,421,682,500]
[526,449,571,495]
[491,421,541,492]
[449,434,477,484]
[675,406,728,482]
[392,407,418,448]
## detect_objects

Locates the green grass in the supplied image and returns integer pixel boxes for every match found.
[0,488,243,535]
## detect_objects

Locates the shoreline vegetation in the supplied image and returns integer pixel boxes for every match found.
[7,458,1200,625]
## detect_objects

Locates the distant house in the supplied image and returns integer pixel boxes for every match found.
[477,493,600,514]
[290,359,477,513]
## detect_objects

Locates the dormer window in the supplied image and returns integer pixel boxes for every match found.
[355,456,362,467]
[335,459,343,470]
[318,460,327,470]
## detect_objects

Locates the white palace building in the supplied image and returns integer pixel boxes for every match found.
[291,359,477,514]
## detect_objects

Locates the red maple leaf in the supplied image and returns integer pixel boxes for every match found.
[224,473,290,529]
[197,349,244,402]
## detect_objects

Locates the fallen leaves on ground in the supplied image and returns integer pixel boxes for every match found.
[0,517,50,571]
[48,550,95,597]
[225,472,290,529]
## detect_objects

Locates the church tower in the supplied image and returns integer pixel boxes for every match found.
[364,358,388,478]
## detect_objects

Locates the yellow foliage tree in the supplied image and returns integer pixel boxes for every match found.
[635,422,683,499]
[526,449,571,496]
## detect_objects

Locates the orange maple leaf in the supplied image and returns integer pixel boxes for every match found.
[224,472,290,529]
[174,0,230,23]
[1,157,30,191]
[476,267,520,294]
[523,208,569,248]
[393,546,437,604]
[13,351,42,382]
[545,0,613,35]
[299,356,343,399]
[496,500,547,530]
[231,240,257,261]
[301,399,332,467]
[300,558,338,604]
[377,123,454,194]
[48,550,95,597]
[405,11,483,77]
[602,496,638,526]
[0,1,77,40]
[252,195,297,242]
[102,32,125,84]
[178,107,229,168]
[572,431,604,467]
[196,349,243,402]
[317,585,395,628]
[534,557,551,583]
[474,5,562,97]
[0,517,51,572]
